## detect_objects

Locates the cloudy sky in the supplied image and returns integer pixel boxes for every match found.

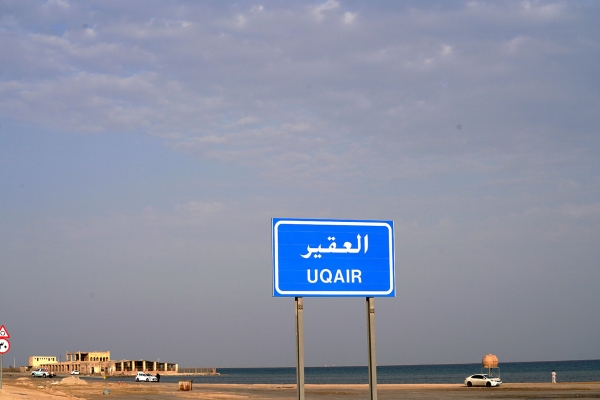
[1,0,599,369]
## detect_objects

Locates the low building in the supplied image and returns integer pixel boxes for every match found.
[31,350,178,376]
[65,351,110,362]
[29,356,57,368]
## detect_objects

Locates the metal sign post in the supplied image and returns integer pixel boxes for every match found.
[295,297,305,400]
[366,297,377,400]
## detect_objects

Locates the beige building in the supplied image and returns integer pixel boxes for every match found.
[65,351,110,362]
[29,350,178,376]
[29,356,57,368]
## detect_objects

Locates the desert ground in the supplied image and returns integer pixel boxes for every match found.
[2,373,600,399]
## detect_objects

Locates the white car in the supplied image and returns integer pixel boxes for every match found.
[70,370,80,375]
[31,368,55,378]
[464,374,502,387]
[135,372,157,382]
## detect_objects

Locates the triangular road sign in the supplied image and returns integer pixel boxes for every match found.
[0,325,10,338]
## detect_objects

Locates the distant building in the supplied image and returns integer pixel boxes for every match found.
[65,350,110,362]
[27,350,178,376]
[29,356,57,368]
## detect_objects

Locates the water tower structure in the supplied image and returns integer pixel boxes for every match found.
[482,354,500,379]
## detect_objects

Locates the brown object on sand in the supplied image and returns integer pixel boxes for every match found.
[60,376,88,385]
[482,354,498,368]
[178,380,193,391]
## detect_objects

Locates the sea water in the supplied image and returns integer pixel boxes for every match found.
[149,359,600,384]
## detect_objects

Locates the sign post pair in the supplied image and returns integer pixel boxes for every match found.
[272,218,395,400]
[0,325,10,389]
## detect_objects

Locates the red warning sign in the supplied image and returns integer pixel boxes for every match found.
[0,339,10,354]
[0,325,9,339]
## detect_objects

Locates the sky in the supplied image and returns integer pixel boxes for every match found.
[1,0,599,369]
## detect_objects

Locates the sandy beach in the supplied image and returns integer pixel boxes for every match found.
[2,373,600,400]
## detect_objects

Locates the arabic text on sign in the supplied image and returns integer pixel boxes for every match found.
[301,234,368,258]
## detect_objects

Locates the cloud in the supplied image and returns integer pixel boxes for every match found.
[520,0,566,20]
[174,201,225,219]
[312,0,340,21]
[561,203,600,219]
[45,0,70,10]
[343,12,357,24]
[0,71,225,134]
[1,1,596,189]
[440,44,453,56]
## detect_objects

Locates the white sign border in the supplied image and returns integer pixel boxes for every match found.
[273,219,395,296]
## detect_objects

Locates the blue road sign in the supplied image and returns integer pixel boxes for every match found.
[272,218,395,297]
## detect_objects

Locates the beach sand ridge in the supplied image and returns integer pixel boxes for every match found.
[2,374,600,399]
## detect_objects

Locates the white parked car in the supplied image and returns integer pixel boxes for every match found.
[464,374,502,387]
[135,372,157,382]
[31,368,55,378]
[70,370,80,375]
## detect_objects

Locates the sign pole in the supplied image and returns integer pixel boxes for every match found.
[295,297,305,400]
[1,354,3,389]
[366,297,377,400]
